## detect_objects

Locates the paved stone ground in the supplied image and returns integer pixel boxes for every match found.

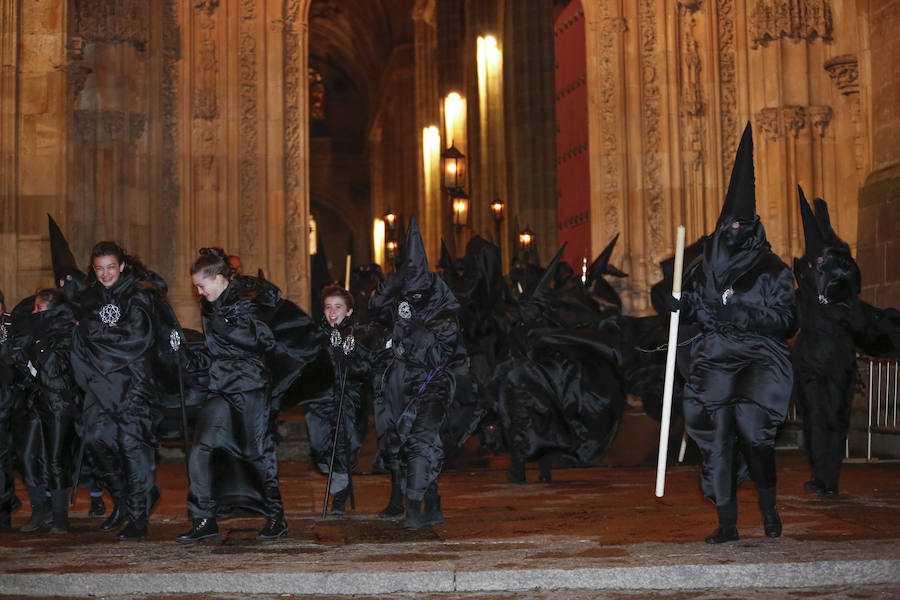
[1,450,898,597]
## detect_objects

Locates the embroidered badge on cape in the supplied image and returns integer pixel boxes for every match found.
[721,287,734,306]
[99,303,121,325]
[398,301,412,320]
[330,328,342,348]
[342,334,355,355]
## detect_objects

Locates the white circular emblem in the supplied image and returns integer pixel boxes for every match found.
[817,293,829,305]
[99,303,121,325]
[0,322,7,344]
[342,334,355,355]
[169,329,181,351]
[398,301,412,320]
[330,329,342,348]
[721,287,734,306]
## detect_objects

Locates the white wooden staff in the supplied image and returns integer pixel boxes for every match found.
[655,225,686,497]
[345,254,352,292]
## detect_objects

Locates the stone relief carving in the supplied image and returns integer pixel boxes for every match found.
[678,2,707,236]
[239,0,259,260]
[159,0,181,278]
[825,55,863,172]
[757,106,781,139]
[639,0,663,258]
[74,110,146,148]
[595,7,627,244]
[717,0,739,185]
[782,105,806,138]
[64,63,93,101]
[283,0,305,290]
[824,55,859,95]
[192,2,219,121]
[808,105,833,137]
[75,0,150,49]
[750,0,833,47]
[755,105,829,139]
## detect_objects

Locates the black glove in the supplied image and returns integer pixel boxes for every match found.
[661,294,682,313]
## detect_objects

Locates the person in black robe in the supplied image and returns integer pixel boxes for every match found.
[13,290,80,534]
[70,241,172,541]
[307,284,372,515]
[177,249,322,543]
[0,291,16,532]
[793,189,862,496]
[670,123,796,543]
[493,244,626,483]
[368,216,464,530]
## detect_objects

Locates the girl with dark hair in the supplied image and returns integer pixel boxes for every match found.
[178,248,322,543]
[14,289,80,533]
[71,241,172,541]
[306,284,372,515]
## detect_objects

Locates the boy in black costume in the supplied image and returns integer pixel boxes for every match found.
[369,216,464,530]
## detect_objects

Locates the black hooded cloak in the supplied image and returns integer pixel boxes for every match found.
[793,189,862,495]
[368,216,464,501]
[70,262,172,523]
[15,301,81,491]
[679,123,796,508]
[492,244,627,477]
[187,275,322,519]
[0,307,18,522]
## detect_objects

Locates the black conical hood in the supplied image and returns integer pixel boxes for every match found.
[812,197,848,249]
[718,122,756,226]
[588,233,628,280]
[530,243,567,305]
[401,215,432,291]
[799,186,825,259]
[439,238,455,274]
[48,214,82,283]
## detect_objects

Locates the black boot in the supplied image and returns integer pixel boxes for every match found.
[88,495,106,517]
[257,513,288,541]
[50,490,69,534]
[757,486,782,538]
[20,487,52,533]
[538,455,553,483]
[99,503,127,532]
[331,485,351,516]
[378,470,404,519]
[176,518,220,544]
[117,517,148,541]
[404,499,427,531]
[507,457,526,484]
[705,501,739,544]
[423,483,443,526]
[0,511,10,532]
[148,485,161,512]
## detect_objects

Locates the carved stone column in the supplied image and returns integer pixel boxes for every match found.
[505,0,558,265]
[581,0,631,306]
[0,1,19,297]
[413,0,442,265]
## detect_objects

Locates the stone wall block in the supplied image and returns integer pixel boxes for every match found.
[856,244,885,288]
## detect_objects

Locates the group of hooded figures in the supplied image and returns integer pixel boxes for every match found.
[1,123,899,545]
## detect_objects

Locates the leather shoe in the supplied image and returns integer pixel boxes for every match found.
[330,487,351,516]
[817,486,838,497]
[176,518,220,544]
[763,511,782,538]
[88,496,106,517]
[117,519,148,541]
[99,505,127,532]
[803,480,824,494]
[256,515,288,541]
[705,526,739,544]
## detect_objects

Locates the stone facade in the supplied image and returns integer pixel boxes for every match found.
[1,0,898,322]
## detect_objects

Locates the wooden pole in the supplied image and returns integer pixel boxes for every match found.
[655,225,686,497]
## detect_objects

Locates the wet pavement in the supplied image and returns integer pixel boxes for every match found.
[1,448,899,597]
